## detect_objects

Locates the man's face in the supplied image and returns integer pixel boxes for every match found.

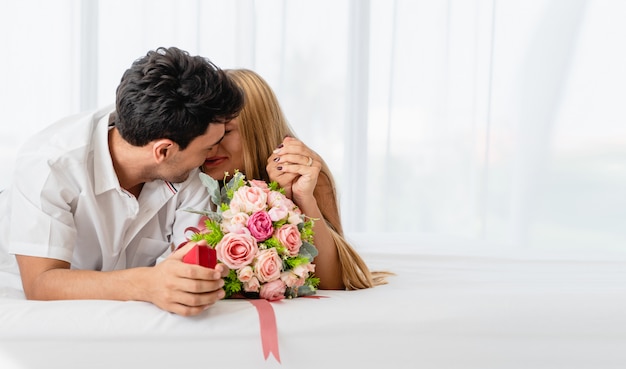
[159,122,226,183]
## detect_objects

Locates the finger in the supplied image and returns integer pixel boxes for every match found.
[267,161,297,180]
[272,137,310,156]
[280,136,308,150]
[273,153,315,167]
[167,290,226,316]
[170,304,209,317]
[178,277,225,294]
[180,263,223,280]
[177,289,225,308]
[272,171,299,187]
[169,239,208,260]
[275,162,320,177]
[215,263,230,278]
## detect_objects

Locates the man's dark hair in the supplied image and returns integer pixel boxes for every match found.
[114,46,244,149]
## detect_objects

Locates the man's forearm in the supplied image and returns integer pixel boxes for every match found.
[22,265,152,302]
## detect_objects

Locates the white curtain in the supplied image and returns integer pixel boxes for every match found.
[1,0,624,257]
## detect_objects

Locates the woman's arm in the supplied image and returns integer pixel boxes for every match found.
[266,137,344,289]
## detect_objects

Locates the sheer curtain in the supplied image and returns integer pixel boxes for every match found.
[1,0,624,257]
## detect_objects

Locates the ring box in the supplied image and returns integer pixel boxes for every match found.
[182,244,217,268]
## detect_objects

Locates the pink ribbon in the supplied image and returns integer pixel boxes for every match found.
[249,299,281,363]
[176,216,210,251]
[247,295,329,363]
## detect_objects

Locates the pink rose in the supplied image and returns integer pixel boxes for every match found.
[280,271,305,288]
[268,205,289,222]
[231,186,267,213]
[221,210,250,234]
[267,191,288,208]
[254,248,283,283]
[247,211,274,241]
[244,276,261,293]
[249,180,270,193]
[288,210,303,225]
[275,224,302,257]
[259,279,286,301]
[292,262,315,278]
[237,266,254,282]
[283,197,297,210]
[215,233,258,269]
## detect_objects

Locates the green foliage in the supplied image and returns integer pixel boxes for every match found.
[298,241,318,261]
[199,172,221,207]
[223,170,246,201]
[189,218,223,247]
[268,181,285,195]
[306,275,320,289]
[223,269,242,298]
[285,276,320,298]
[284,255,310,269]
[273,217,287,229]
[184,169,321,300]
[262,237,286,254]
[299,218,316,244]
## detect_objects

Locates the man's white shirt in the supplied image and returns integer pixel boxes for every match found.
[0,105,211,272]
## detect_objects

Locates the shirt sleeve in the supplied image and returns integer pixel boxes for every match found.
[169,168,213,249]
[7,149,80,263]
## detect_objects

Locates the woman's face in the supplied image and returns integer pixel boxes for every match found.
[202,117,245,180]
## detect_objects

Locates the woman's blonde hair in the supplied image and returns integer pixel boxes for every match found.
[226,68,389,289]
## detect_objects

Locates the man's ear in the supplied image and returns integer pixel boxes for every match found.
[152,139,176,163]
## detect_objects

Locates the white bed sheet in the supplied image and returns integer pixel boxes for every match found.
[2,251,626,369]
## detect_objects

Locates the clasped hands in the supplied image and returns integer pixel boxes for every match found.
[267,136,321,202]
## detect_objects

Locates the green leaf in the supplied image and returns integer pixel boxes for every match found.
[223,170,246,202]
[268,181,285,194]
[199,172,222,207]
[296,284,317,297]
[262,237,284,253]
[182,207,222,224]
[299,241,318,261]
[182,207,213,217]
[284,255,310,269]
[223,269,243,298]
[195,219,224,246]
[305,275,320,289]
[299,218,316,244]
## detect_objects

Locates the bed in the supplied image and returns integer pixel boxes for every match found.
[2,245,626,369]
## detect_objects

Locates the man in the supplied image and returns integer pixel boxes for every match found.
[0,46,243,316]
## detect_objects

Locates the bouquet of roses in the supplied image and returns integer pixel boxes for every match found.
[185,170,319,301]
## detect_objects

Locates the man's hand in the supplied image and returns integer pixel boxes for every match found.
[15,239,229,317]
[149,240,228,316]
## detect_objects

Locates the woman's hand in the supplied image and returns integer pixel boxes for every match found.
[267,137,345,290]
[266,137,321,202]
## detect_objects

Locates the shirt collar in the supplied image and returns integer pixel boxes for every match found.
[93,110,119,196]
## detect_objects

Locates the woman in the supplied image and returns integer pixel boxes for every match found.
[202,68,390,290]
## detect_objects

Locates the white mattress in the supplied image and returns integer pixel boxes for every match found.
[1,251,626,369]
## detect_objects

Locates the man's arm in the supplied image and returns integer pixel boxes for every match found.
[16,241,227,316]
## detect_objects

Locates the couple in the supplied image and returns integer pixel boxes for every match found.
[0,46,387,316]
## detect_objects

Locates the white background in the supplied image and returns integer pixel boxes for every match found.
[0,0,624,257]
